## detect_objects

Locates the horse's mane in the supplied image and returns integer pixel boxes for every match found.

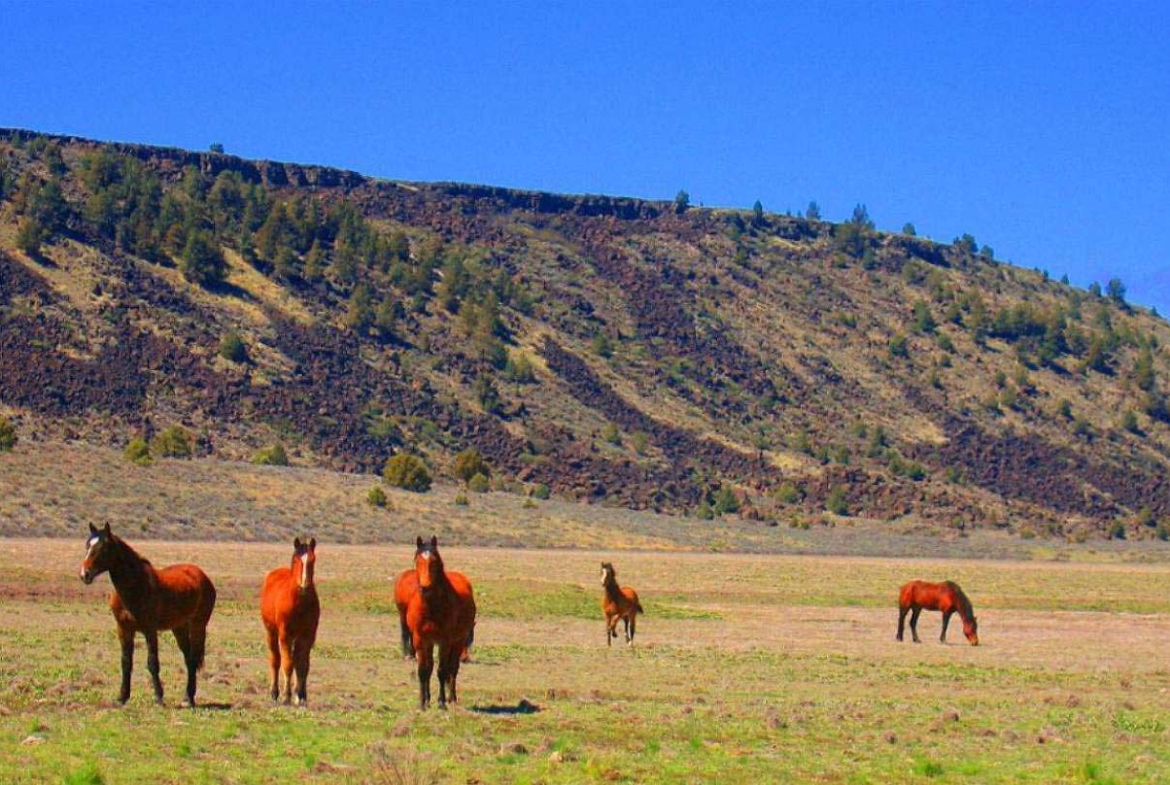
[945,581,974,620]
[110,534,153,570]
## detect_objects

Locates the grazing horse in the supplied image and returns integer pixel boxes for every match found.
[394,567,474,663]
[897,580,979,645]
[404,536,476,710]
[600,562,643,647]
[261,537,320,705]
[78,523,217,706]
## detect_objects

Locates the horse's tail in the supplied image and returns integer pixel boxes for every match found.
[399,616,414,659]
[466,621,476,650]
[194,576,216,671]
[635,600,645,615]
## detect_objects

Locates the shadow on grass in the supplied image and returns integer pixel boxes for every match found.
[470,699,541,715]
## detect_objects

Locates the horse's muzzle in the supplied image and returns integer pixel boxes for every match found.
[80,568,94,585]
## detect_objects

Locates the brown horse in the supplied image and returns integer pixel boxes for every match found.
[404,536,476,710]
[897,580,979,645]
[261,537,320,705]
[600,562,643,647]
[394,567,474,663]
[79,523,217,706]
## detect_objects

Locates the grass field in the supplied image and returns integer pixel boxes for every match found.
[1,539,1169,783]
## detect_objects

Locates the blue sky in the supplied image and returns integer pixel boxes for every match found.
[3,3,1168,313]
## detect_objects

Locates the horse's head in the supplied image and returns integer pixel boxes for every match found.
[415,535,443,590]
[600,562,615,586]
[963,616,979,646]
[292,537,317,591]
[79,522,114,584]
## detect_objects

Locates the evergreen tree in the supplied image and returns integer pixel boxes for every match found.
[180,232,227,286]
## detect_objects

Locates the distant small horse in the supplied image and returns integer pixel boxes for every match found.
[79,522,217,706]
[261,537,320,705]
[394,567,474,663]
[897,580,979,646]
[404,536,476,710]
[600,562,643,647]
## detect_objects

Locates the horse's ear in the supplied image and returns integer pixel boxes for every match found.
[102,522,112,535]
[416,536,424,550]
[89,522,98,535]
[294,537,302,549]
[308,537,316,551]
[430,535,438,549]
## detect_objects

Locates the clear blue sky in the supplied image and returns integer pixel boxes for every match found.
[4,3,1168,313]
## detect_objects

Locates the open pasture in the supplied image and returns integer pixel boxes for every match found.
[1,539,1169,783]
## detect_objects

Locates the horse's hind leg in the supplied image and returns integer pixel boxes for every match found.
[173,627,198,707]
[909,608,922,643]
[628,614,637,646]
[940,611,952,643]
[144,629,164,705]
[399,614,415,661]
[117,624,135,704]
[437,645,458,709]
[897,606,908,642]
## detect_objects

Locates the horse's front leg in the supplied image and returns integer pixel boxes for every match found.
[940,610,952,643]
[416,642,433,710]
[606,615,618,647]
[117,625,135,704]
[144,629,164,705]
[896,607,908,641]
[265,627,281,703]
[622,616,631,644]
[909,608,922,643]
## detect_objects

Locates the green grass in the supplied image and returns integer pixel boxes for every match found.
[1,540,1169,782]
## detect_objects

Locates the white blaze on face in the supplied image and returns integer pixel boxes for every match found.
[81,535,101,581]
[299,552,311,588]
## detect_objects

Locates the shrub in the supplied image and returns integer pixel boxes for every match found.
[453,449,490,483]
[695,501,715,520]
[674,190,690,214]
[151,426,193,458]
[124,438,152,466]
[16,216,44,256]
[888,332,909,359]
[503,351,536,383]
[1157,523,1169,542]
[0,417,16,452]
[826,486,849,516]
[467,472,490,493]
[367,485,388,508]
[218,331,248,363]
[453,492,469,506]
[601,423,621,446]
[592,333,614,359]
[712,484,740,516]
[1121,410,1140,434]
[522,497,537,510]
[631,431,650,455]
[531,483,551,500]
[252,443,289,466]
[1108,520,1126,540]
[383,453,432,492]
[775,482,802,504]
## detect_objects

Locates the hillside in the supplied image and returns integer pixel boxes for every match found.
[1,129,1169,540]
